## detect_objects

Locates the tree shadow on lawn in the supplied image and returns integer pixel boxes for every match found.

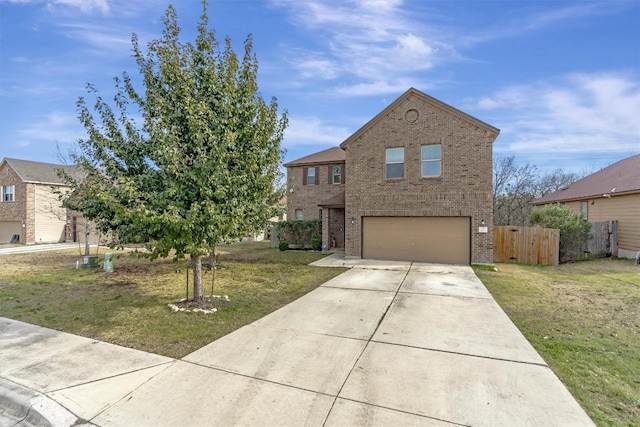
[0,244,343,358]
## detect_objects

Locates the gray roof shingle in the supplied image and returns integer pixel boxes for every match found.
[2,158,80,185]
[284,147,345,167]
[533,154,640,204]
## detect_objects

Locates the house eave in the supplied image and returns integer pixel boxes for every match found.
[22,181,71,187]
[532,189,640,205]
[284,159,345,168]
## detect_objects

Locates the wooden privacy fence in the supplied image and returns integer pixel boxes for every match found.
[494,226,560,266]
[587,220,618,259]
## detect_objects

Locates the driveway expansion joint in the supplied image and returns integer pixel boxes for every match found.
[321,265,412,425]
[368,339,550,368]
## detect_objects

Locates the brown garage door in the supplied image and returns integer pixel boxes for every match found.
[0,221,21,243]
[362,217,470,264]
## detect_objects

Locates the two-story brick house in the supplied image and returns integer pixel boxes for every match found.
[286,88,500,264]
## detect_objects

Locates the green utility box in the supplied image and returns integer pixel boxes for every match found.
[82,256,99,269]
[104,253,114,273]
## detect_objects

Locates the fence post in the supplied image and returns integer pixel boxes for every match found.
[610,220,618,258]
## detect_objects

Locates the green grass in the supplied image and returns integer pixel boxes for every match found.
[474,259,640,427]
[0,242,346,358]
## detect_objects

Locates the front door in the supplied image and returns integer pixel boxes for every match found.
[329,208,345,248]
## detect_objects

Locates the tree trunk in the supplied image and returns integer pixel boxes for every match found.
[192,255,203,301]
[209,246,216,297]
[84,227,90,256]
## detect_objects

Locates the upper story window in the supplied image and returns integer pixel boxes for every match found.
[421,144,442,177]
[303,167,316,185]
[385,147,404,179]
[2,185,15,202]
[332,165,342,184]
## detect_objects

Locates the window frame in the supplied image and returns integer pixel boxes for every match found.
[580,201,588,221]
[2,185,15,202]
[385,147,404,179]
[306,167,316,185]
[295,209,304,220]
[332,165,342,184]
[421,144,442,178]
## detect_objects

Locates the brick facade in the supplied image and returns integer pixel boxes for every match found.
[0,162,28,243]
[286,163,345,221]
[342,89,498,263]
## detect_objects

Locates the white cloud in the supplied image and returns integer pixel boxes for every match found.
[282,116,351,147]
[397,33,433,60]
[5,0,109,14]
[57,21,133,53]
[465,72,640,155]
[461,2,623,46]
[273,0,635,99]
[15,110,85,146]
[292,56,339,80]
[333,79,424,97]
[273,0,452,95]
[51,0,109,14]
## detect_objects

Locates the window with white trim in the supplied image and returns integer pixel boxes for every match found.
[385,147,404,179]
[2,185,15,202]
[295,209,303,220]
[421,144,442,177]
[332,165,341,184]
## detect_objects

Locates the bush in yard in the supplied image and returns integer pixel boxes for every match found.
[530,204,591,262]
[311,238,322,251]
[277,220,320,248]
[278,240,289,251]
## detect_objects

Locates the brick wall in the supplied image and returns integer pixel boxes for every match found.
[286,162,345,221]
[0,163,28,243]
[343,92,498,263]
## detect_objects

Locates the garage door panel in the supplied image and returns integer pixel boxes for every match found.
[362,217,470,264]
[0,221,22,243]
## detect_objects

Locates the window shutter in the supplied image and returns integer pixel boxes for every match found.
[328,165,332,184]
[303,167,308,186]
[341,164,345,184]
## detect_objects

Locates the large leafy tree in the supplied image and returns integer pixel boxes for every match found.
[62,1,287,300]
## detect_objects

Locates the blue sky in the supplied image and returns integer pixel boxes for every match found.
[1,0,639,174]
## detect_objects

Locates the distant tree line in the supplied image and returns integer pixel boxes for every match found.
[493,155,586,226]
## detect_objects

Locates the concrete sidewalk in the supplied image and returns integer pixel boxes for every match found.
[0,243,87,255]
[0,257,594,426]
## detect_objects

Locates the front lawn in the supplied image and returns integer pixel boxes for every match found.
[0,241,346,358]
[474,259,640,427]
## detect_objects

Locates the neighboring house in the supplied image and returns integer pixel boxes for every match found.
[532,154,640,259]
[0,158,96,245]
[285,88,500,264]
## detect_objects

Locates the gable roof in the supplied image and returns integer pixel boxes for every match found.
[340,87,500,149]
[284,146,345,167]
[1,158,80,185]
[533,154,640,204]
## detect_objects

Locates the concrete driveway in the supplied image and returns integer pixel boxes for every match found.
[0,256,594,426]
